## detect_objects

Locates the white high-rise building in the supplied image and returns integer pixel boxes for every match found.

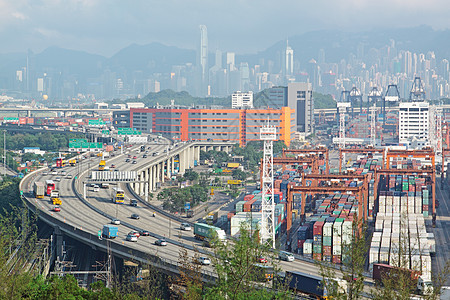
[232,91,253,108]
[199,25,208,95]
[399,102,429,146]
[285,41,294,75]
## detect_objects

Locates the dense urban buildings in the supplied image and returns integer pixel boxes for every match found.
[128,106,296,146]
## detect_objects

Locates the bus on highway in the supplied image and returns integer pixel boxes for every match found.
[112,187,125,204]
[45,180,56,196]
[56,158,66,168]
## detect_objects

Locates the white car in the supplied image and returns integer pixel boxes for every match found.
[93,185,100,192]
[197,256,211,265]
[126,234,138,242]
[279,251,295,262]
[111,219,121,225]
[180,223,192,231]
[43,171,48,176]
[51,171,58,175]
[55,177,61,182]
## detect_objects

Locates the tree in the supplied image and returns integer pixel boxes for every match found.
[319,219,368,300]
[183,169,199,182]
[176,248,203,300]
[203,222,292,299]
[232,169,246,181]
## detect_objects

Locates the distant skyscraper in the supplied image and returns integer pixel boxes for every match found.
[226,52,235,71]
[285,40,294,76]
[287,82,314,135]
[199,25,208,95]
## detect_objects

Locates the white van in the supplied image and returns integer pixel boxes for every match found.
[279,251,295,262]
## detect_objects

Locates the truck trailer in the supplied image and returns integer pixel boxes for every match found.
[33,182,45,199]
[194,222,226,246]
[102,225,118,239]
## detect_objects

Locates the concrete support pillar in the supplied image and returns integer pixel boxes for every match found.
[152,165,157,191]
[161,162,165,183]
[140,172,144,195]
[166,159,170,177]
[180,150,186,174]
[145,169,150,201]
[193,146,200,163]
[171,157,175,176]
[148,167,153,193]
[156,163,160,184]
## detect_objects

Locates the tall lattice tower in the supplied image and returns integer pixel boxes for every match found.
[429,106,436,151]
[436,107,443,155]
[260,121,276,248]
[370,104,377,146]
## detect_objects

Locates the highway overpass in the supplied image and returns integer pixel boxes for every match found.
[20,138,351,284]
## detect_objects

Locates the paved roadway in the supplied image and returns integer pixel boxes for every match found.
[22,139,352,281]
[433,180,450,285]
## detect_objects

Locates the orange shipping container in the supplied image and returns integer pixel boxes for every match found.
[244,199,257,212]
[19,117,27,124]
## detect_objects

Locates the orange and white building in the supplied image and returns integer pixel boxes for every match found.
[130,106,296,147]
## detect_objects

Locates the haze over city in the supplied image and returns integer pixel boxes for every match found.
[1,0,450,56]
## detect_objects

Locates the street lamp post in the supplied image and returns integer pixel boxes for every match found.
[3,130,6,177]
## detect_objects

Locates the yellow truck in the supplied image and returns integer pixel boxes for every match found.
[69,159,76,166]
[99,160,106,171]
[51,190,61,205]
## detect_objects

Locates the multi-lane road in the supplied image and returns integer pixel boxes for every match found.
[21,139,336,281]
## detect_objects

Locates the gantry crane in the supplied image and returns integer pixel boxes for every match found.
[384,84,400,127]
[282,147,330,174]
[409,76,426,102]
[338,146,386,172]
[349,87,363,118]
[385,148,435,169]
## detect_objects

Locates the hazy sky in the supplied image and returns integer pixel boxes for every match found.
[1,0,450,57]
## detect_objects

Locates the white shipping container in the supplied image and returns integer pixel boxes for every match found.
[303,240,313,254]
[369,247,379,264]
[332,245,341,255]
[421,255,432,278]
[323,222,333,236]
[379,247,389,263]
[375,219,383,231]
[371,240,380,248]
[411,255,422,271]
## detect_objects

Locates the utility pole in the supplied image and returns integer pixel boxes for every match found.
[3,130,6,177]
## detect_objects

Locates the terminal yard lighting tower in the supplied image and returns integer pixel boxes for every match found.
[370,104,377,147]
[436,108,443,155]
[260,121,276,248]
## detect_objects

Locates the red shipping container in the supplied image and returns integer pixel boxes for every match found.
[313,221,324,236]
[26,117,35,124]
[313,253,322,261]
[332,255,341,264]
[105,145,114,152]
[244,199,257,212]
[298,239,305,249]
[227,212,235,220]
[422,205,429,211]
[244,194,254,201]
[19,117,26,125]
[323,246,332,256]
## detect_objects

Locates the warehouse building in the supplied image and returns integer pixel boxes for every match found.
[129,106,296,146]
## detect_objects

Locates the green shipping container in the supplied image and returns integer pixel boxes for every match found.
[323,236,332,246]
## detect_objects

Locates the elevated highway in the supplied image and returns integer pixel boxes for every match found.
[20,138,363,284]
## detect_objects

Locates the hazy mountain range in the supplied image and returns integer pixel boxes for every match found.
[1,26,449,81]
